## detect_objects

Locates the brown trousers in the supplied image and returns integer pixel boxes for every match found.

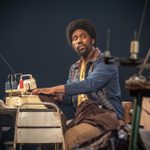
[64,123,104,150]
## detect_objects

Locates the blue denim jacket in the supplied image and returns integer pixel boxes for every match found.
[64,48,124,119]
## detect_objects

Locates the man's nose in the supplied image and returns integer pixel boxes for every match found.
[77,37,82,43]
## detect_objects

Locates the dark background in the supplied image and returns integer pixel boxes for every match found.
[0,0,150,100]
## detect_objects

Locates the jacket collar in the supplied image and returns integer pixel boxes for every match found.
[73,47,101,69]
[87,47,101,63]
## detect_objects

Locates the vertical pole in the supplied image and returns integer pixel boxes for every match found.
[129,93,142,150]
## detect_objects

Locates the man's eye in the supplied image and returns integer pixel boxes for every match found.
[73,37,77,41]
[81,35,87,38]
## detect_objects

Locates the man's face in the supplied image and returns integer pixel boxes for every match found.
[71,29,95,57]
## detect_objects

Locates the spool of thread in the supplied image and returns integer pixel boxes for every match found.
[130,41,139,59]
[12,81,18,90]
[19,79,24,89]
[5,81,11,91]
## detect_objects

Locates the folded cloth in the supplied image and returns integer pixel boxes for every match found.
[67,100,120,131]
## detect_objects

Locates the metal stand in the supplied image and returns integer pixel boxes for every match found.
[129,90,150,150]
[129,93,142,150]
[13,102,65,150]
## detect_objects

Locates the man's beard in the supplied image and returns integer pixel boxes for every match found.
[77,48,89,57]
[76,44,90,58]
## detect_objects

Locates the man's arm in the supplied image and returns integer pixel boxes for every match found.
[32,66,73,97]
[64,60,118,95]
[32,60,118,96]
[32,85,65,95]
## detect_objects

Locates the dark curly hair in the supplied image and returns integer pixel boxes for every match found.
[66,19,96,47]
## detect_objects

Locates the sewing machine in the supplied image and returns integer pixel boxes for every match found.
[3,73,47,109]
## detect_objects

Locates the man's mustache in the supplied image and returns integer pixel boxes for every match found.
[76,43,86,50]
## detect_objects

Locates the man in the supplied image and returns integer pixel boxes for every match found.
[32,19,124,150]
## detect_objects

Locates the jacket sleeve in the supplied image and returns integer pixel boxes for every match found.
[64,60,118,96]
[62,66,73,103]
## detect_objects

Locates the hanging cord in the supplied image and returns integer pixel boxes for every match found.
[137,0,149,41]
[138,48,150,75]
[0,53,15,74]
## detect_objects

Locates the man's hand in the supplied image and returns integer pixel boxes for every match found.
[32,88,55,95]
[32,85,65,95]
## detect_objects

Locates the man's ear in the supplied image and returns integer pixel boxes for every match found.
[92,39,95,45]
